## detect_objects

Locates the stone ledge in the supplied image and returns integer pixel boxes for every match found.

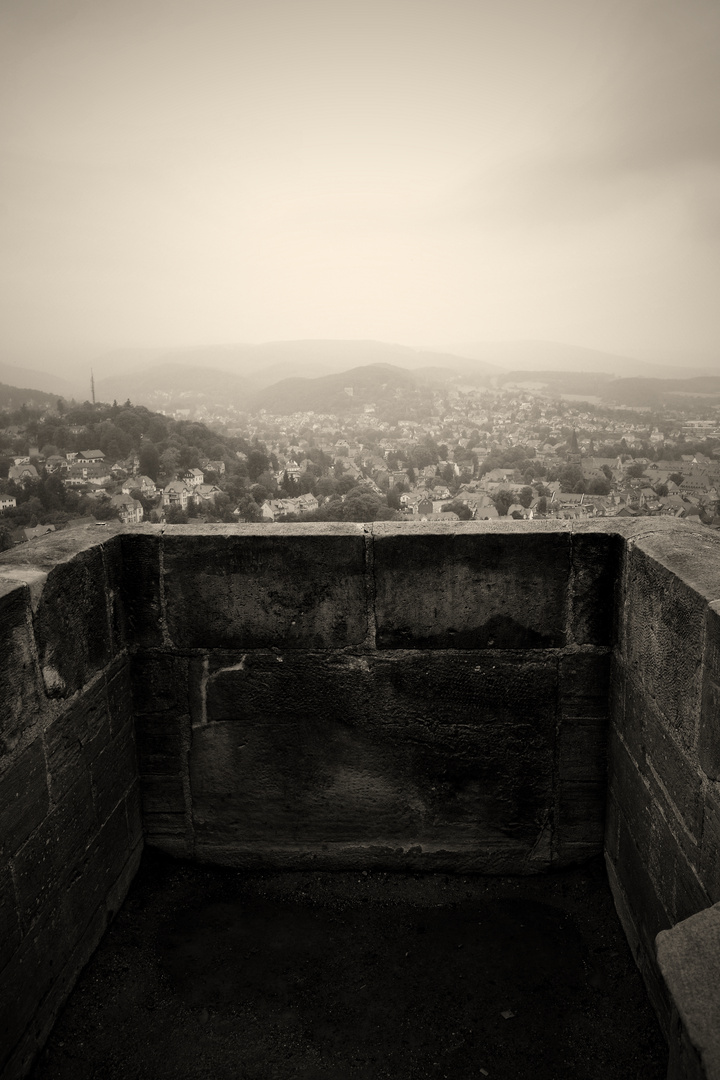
[657,903,720,1080]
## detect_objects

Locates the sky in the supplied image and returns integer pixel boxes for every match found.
[1,0,720,360]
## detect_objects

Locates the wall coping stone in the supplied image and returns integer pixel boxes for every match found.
[657,903,720,1080]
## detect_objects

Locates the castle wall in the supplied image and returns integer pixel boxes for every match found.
[2,519,720,1077]
[604,524,720,1052]
[0,531,142,1080]
[126,521,616,871]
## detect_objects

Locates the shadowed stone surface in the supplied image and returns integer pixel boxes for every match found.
[0,579,42,756]
[192,652,557,860]
[372,529,571,648]
[162,528,368,649]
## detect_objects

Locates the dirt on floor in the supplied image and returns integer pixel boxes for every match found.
[30,851,667,1080]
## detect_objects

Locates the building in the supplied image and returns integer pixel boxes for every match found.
[8,464,39,483]
[161,481,192,511]
[110,494,144,524]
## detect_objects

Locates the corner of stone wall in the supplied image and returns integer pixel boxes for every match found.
[0,527,142,1079]
[605,521,720,1057]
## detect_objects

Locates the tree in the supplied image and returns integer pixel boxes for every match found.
[247,449,270,481]
[234,495,262,522]
[626,463,646,479]
[588,478,611,496]
[0,525,12,552]
[558,465,586,493]
[339,488,398,522]
[442,500,472,520]
[160,447,180,477]
[165,505,188,524]
[518,486,534,508]
[386,487,402,510]
[139,442,160,481]
[669,473,684,486]
[493,489,515,516]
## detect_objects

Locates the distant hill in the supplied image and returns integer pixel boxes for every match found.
[0,381,60,411]
[95,363,254,412]
[600,375,720,407]
[0,360,78,398]
[251,363,429,415]
[448,340,711,379]
[90,339,500,389]
[494,370,615,398]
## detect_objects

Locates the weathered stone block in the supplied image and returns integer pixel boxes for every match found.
[69,800,131,933]
[619,671,703,846]
[139,772,186,817]
[617,668,646,764]
[616,811,672,957]
[106,658,133,737]
[12,773,96,930]
[193,651,558,861]
[559,652,611,719]
[699,600,720,782]
[556,658,608,854]
[45,680,112,803]
[700,784,720,904]
[570,531,621,646]
[372,529,570,648]
[607,728,652,854]
[699,673,720,781]
[0,577,43,755]
[118,531,163,648]
[162,528,368,649]
[0,935,49,1076]
[135,712,187,774]
[0,739,49,861]
[125,780,143,849]
[32,545,112,698]
[0,865,21,973]
[557,720,606,853]
[604,789,620,863]
[621,537,710,750]
[131,652,189,715]
[91,722,139,825]
[101,533,127,654]
[657,903,720,1080]
[644,715,704,843]
[32,801,131,991]
[144,811,186,841]
[646,802,707,926]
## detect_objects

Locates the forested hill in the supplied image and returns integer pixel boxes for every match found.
[0,381,59,411]
[0,398,251,475]
[600,375,720,406]
[251,362,432,416]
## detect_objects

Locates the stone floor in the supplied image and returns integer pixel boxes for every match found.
[30,851,666,1080]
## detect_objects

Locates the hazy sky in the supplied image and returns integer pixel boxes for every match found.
[1,0,720,357]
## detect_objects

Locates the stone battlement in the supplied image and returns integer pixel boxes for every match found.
[1,520,719,1078]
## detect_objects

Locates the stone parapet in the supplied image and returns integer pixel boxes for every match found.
[0,528,141,1080]
[2,518,720,1079]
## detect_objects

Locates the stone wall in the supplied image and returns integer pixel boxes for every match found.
[2,518,720,1078]
[126,521,617,871]
[0,530,142,1080]
[605,524,720,1049]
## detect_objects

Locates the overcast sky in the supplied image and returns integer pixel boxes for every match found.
[1,0,719,358]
